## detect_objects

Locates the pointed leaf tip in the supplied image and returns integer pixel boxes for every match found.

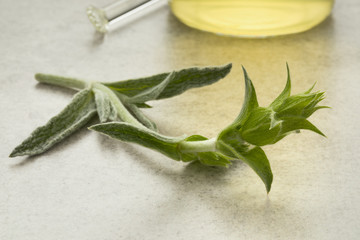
[285,64,292,93]
[34,73,41,81]
[9,151,16,158]
[9,89,97,157]
[285,62,290,85]
[241,66,257,96]
[241,65,249,79]
[286,62,290,72]
[241,65,246,71]
[266,182,272,193]
[270,64,292,109]
[304,82,317,94]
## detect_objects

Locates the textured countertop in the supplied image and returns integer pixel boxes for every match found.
[1,0,360,239]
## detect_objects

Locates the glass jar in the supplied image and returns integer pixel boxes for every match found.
[169,0,335,37]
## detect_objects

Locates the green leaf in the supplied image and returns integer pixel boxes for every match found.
[231,66,259,126]
[217,132,273,192]
[276,91,325,118]
[279,118,326,138]
[270,63,291,109]
[103,64,232,100]
[304,82,317,94]
[127,72,175,104]
[241,147,273,193]
[216,66,274,191]
[240,107,281,146]
[125,103,158,131]
[301,92,327,118]
[10,89,97,157]
[89,122,186,161]
[93,88,119,122]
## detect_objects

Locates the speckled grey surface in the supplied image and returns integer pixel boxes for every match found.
[1,0,360,239]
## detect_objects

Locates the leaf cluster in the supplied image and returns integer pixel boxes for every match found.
[10,63,327,193]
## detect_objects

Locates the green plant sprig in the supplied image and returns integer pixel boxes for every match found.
[10,64,327,193]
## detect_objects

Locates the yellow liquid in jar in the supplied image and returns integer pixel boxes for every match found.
[170,0,334,37]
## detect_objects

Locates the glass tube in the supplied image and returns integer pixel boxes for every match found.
[87,0,164,33]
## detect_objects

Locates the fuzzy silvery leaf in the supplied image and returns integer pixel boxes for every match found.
[126,72,175,104]
[103,64,232,100]
[93,88,119,122]
[90,123,231,167]
[125,103,158,131]
[35,73,87,90]
[10,89,96,157]
[89,122,185,161]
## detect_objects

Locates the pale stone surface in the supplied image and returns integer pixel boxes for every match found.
[1,0,360,239]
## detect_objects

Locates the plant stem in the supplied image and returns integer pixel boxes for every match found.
[179,138,217,153]
[35,74,88,90]
[92,83,144,128]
